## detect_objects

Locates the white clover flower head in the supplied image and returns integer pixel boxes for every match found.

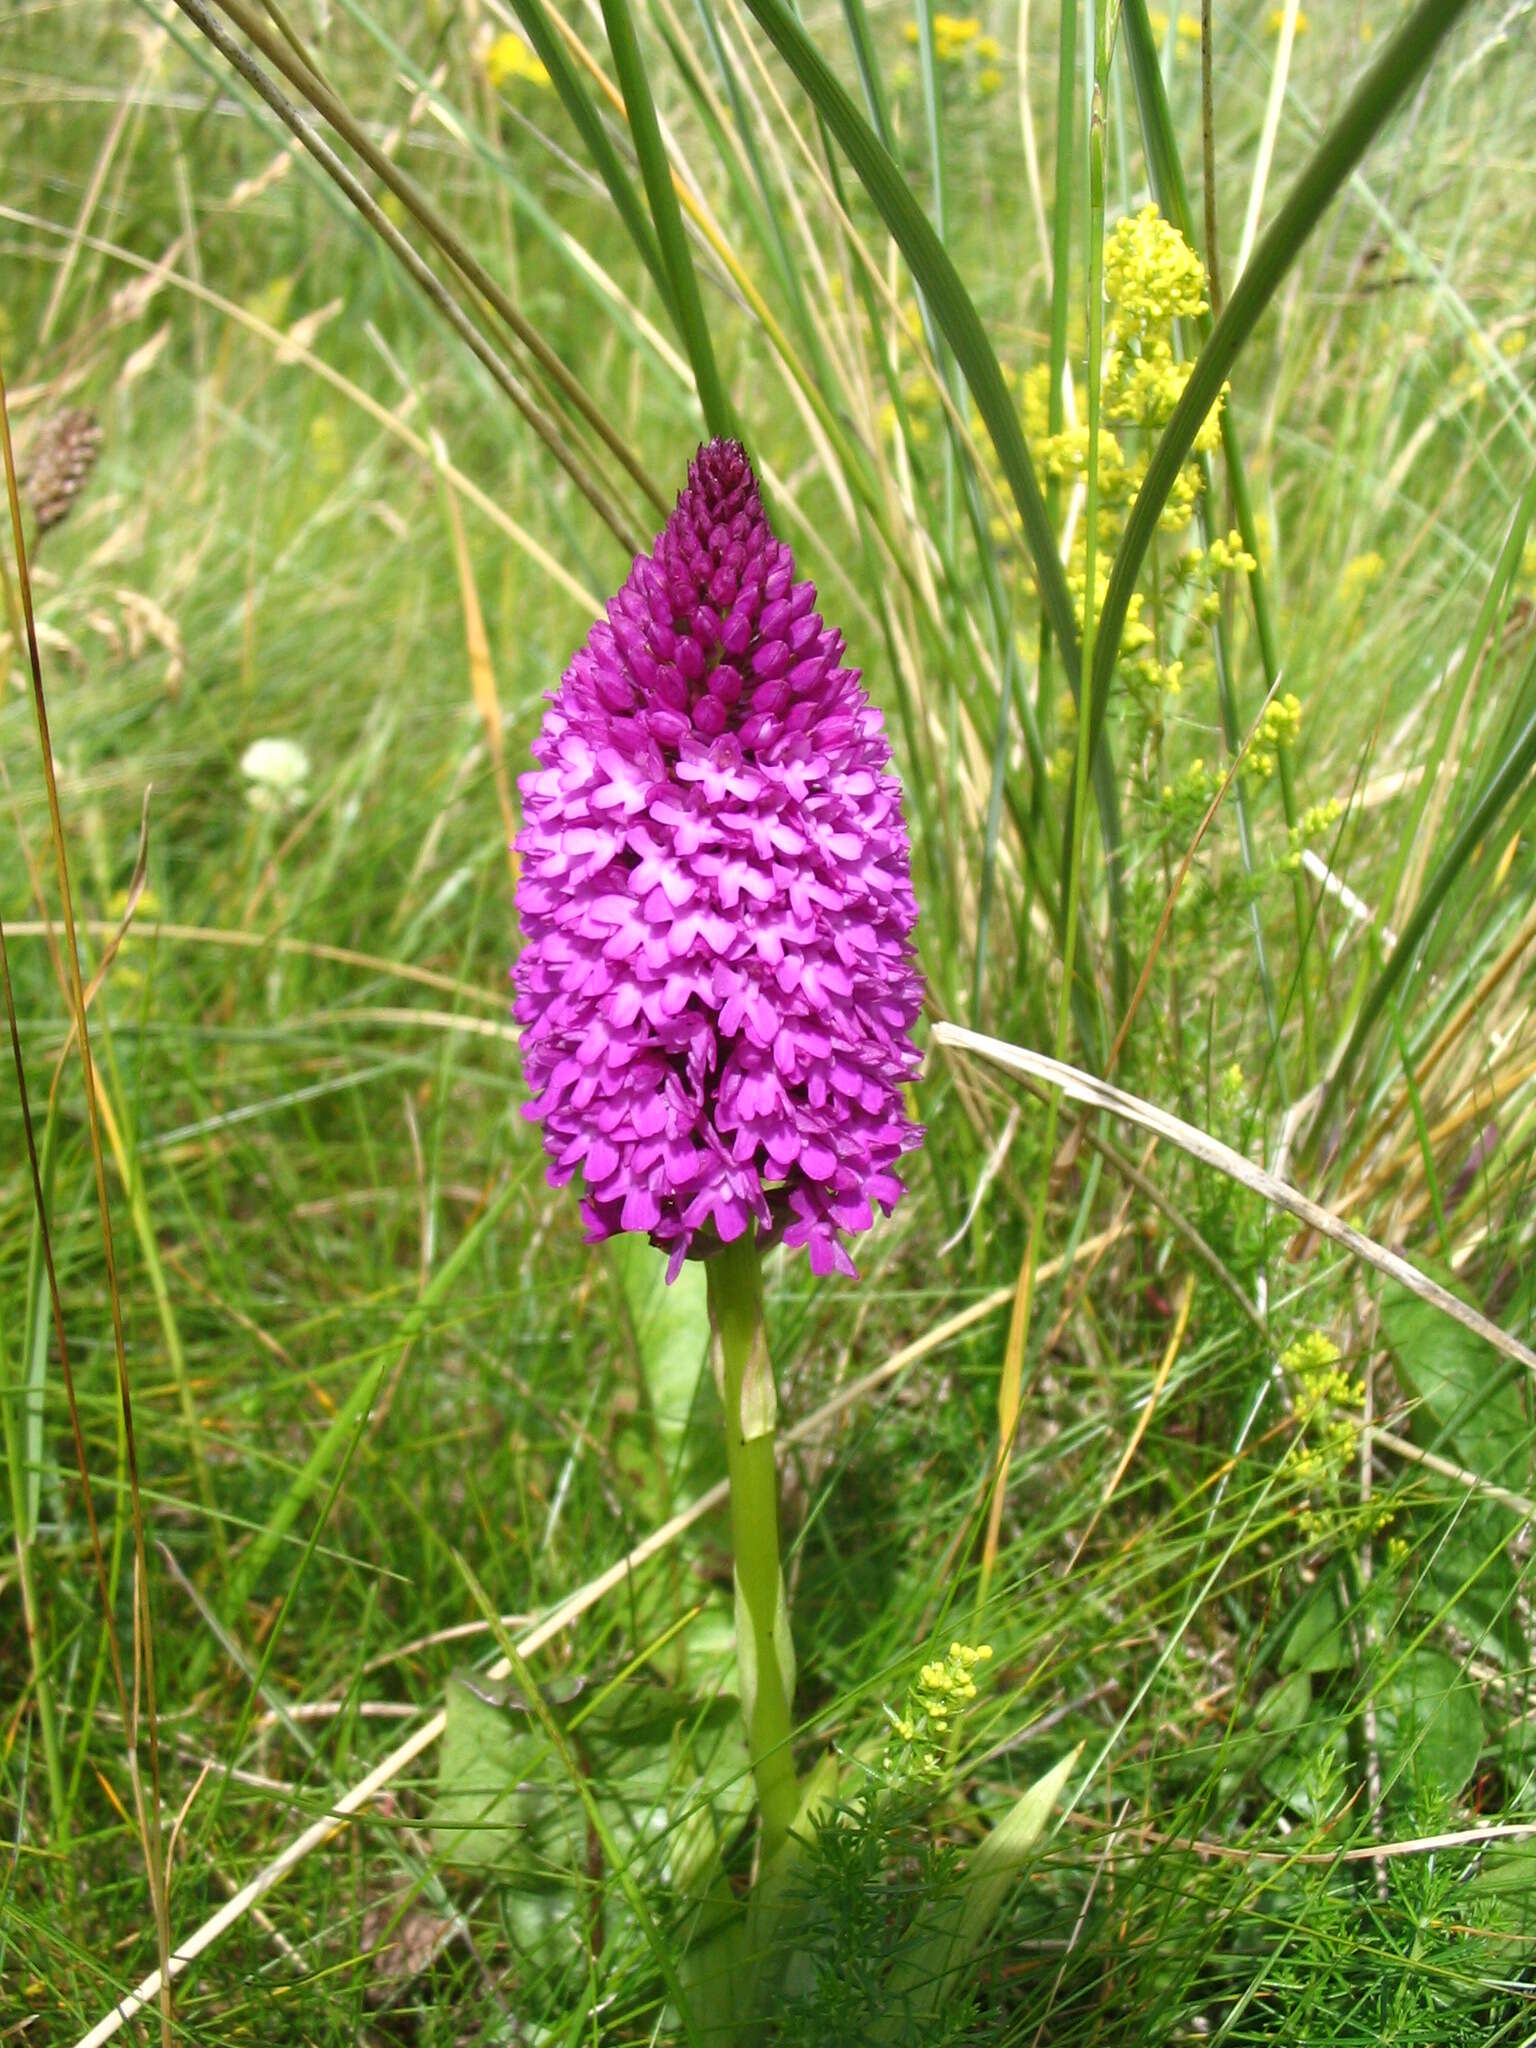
[241,737,311,815]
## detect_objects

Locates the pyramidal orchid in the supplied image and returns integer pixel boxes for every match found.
[515,437,923,1282]
[514,439,924,1856]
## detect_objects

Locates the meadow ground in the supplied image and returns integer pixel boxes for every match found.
[3,0,1536,2040]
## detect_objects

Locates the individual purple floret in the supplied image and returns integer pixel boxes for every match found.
[514,439,923,1280]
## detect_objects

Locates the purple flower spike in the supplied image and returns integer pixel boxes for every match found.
[514,440,923,1280]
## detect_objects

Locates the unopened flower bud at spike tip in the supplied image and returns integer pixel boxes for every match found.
[513,439,924,1280]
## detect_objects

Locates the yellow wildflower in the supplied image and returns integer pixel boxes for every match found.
[884,1642,993,1781]
[1243,691,1302,784]
[1176,10,1202,40]
[1266,6,1309,31]
[485,32,549,89]
[976,32,1001,58]
[1338,550,1384,605]
[1104,204,1208,343]
[1206,529,1257,576]
[1283,1333,1363,1530]
[978,65,1003,92]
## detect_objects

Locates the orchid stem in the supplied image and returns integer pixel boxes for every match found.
[706,1231,800,1863]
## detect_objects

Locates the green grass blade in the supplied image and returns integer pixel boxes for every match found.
[455,1552,707,2047]
[837,0,900,154]
[215,1175,521,1635]
[739,0,1078,673]
[600,0,735,439]
[1374,463,1536,976]
[1319,663,1536,1133]
[741,0,1129,1015]
[505,0,680,325]
[1120,0,1300,1087]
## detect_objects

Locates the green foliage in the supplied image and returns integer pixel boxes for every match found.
[4,0,1536,2042]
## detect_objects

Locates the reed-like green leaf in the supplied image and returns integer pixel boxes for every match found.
[505,0,680,325]
[599,0,736,438]
[739,0,1079,673]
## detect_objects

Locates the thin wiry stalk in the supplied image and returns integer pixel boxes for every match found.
[0,1043,67,1845]
[933,1021,1536,1378]
[981,0,1112,1598]
[214,0,669,520]
[1,356,174,2044]
[1366,467,1536,1019]
[171,0,648,557]
[1317,679,1536,1139]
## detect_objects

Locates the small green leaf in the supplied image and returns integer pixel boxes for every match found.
[1374,1649,1483,1803]
[954,1745,1079,1939]
[431,1674,542,1875]
[1471,1838,1536,1944]
[1420,1511,1527,1669]
[611,1234,712,1481]
[1383,1277,1535,1494]
[1280,1582,1351,1674]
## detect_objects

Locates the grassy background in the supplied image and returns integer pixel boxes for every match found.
[3,0,1536,2039]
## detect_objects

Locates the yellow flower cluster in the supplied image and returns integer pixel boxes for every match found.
[916,1641,992,1725]
[1244,690,1302,783]
[1282,1333,1363,1520]
[1024,207,1226,696]
[1266,7,1310,32]
[1195,531,1259,620]
[886,1641,993,1777]
[1281,797,1342,871]
[902,14,1004,90]
[484,31,549,89]
[1160,756,1214,810]
[1206,530,1258,576]
[1104,205,1208,344]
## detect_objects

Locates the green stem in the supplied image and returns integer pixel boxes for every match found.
[705,1232,800,1862]
[600,0,735,440]
[980,4,1110,1608]
[0,1310,66,1843]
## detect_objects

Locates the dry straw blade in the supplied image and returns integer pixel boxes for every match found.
[931,1021,1536,1378]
